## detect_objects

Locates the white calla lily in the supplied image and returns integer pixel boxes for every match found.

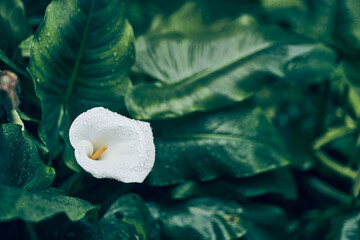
[69,107,155,183]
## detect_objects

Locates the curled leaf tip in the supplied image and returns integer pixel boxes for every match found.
[69,107,155,183]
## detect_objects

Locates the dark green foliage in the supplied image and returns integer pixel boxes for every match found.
[149,103,290,185]
[0,124,96,222]
[1,0,360,239]
[0,0,30,75]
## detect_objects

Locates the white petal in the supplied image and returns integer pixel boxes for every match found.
[69,107,155,183]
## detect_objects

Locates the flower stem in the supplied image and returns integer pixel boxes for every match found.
[67,171,85,196]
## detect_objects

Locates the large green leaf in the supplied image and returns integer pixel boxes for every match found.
[0,124,54,190]
[0,185,97,222]
[125,14,336,120]
[0,0,30,72]
[147,197,250,240]
[148,102,290,186]
[170,168,297,200]
[0,124,96,222]
[27,0,135,166]
[100,194,151,240]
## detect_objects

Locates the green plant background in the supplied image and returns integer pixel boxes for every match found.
[1,0,360,239]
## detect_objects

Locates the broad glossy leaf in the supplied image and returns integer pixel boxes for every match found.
[0,124,96,223]
[170,168,297,200]
[147,197,250,240]
[126,15,336,120]
[0,0,31,77]
[100,194,151,240]
[148,102,290,186]
[28,0,135,168]
[0,124,54,190]
[0,185,97,222]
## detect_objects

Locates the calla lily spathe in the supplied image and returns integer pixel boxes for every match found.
[69,107,155,183]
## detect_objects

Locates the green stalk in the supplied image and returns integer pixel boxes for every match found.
[315,150,357,180]
[67,171,85,196]
[303,176,353,204]
[313,124,356,150]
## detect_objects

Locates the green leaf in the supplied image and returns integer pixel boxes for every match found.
[242,203,288,240]
[326,209,360,240]
[27,0,135,168]
[0,124,96,223]
[100,194,151,240]
[0,0,31,77]
[170,168,297,200]
[148,102,290,186]
[147,197,250,240]
[0,124,54,190]
[146,2,208,35]
[0,185,97,222]
[261,0,360,55]
[126,14,336,120]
